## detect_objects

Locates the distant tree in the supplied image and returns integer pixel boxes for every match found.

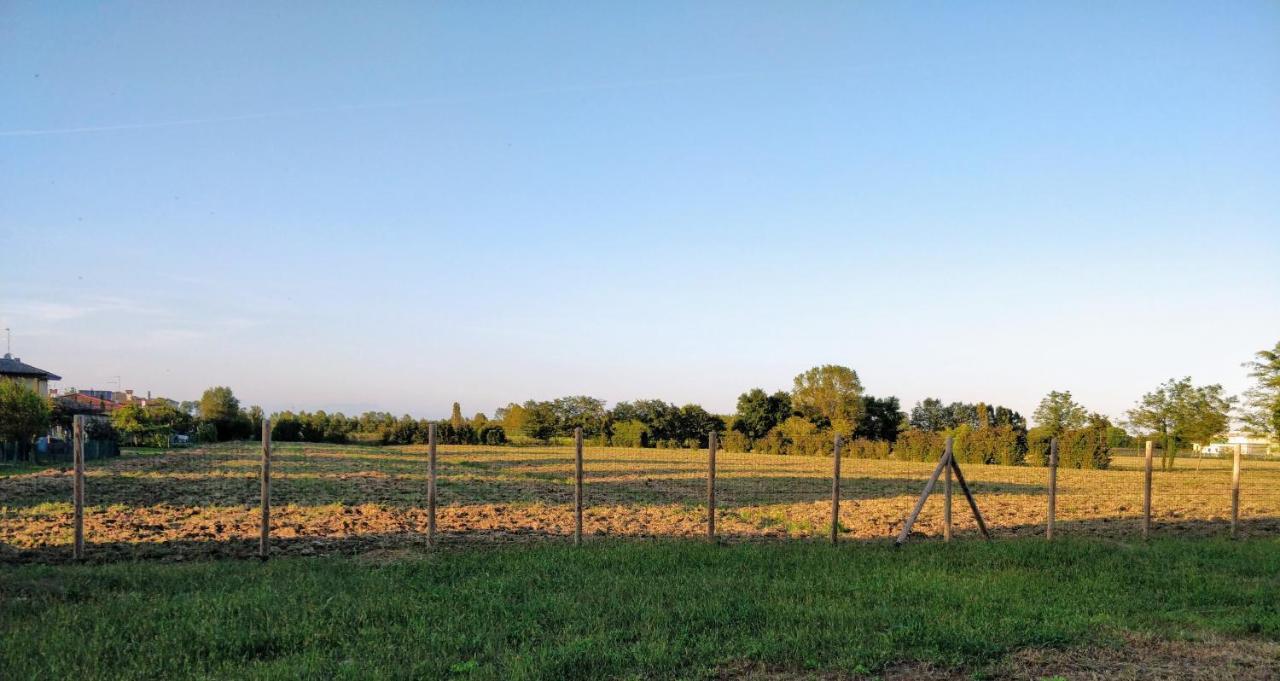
[791,365,864,437]
[198,386,248,440]
[0,381,51,460]
[1128,377,1235,470]
[909,398,951,432]
[1241,340,1280,444]
[855,395,904,441]
[551,396,608,437]
[732,389,792,440]
[246,405,264,440]
[521,400,559,442]
[495,403,527,435]
[1033,391,1088,437]
[450,403,465,431]
[472,413,489,429]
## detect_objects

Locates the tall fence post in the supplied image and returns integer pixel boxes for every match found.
[72,415,85,561]
[830,433,842,545]
[1231,443,1242,539]
[1142,439,1153,540]
[574,427,583,546]
[943,437,953,542]
[260,417,271,561]
[1047,437,1058,540]
[428,423,438,547]
[707,430,717,541]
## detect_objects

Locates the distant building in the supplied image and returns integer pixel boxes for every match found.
[54,392,120,414]
[1198,432,1273,457]
[0,353,61,397]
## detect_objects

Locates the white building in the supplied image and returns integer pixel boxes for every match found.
[1198,432,1273,457]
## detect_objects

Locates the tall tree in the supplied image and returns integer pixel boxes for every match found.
[856,395,904,441]
[198,386,245,440]
[1127,377,1235,470]
[791,365,864,437]
[909,398,951,432]
[0,381,51,461]
[450,402,465,431]
[1033,390,1088,436]
[1241,340,1280,444]
[732,389,792,440]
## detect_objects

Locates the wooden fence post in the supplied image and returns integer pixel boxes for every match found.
[1142,439,1153,540]
[1047,437,1058,540]
[943,437,953,542]
[574,427,584,546]
[831,433,842,545]
[1231,443,1242,539]
[428,423,437,547]
[260,417,271,560]
[707,430,717,541]
[73,415,85,561]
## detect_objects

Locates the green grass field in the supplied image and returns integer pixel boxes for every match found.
[3,538,1279,679]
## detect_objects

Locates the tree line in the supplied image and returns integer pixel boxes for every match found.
[2,340,1276,470]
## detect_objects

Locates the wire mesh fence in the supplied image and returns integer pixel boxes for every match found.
[2,426,1277,563]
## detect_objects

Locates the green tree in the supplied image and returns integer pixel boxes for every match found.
[1241,340,1280,445]
[450,403,465,431]
[791,365,865,437]
[1128,377,1235,470]
[855,395,904,441]
[198,386,245,441]
[1033,391,1088,437]
[732,389,792,440]
[909,398,951,432]
[0,381,51,460]
[521,400,559,442]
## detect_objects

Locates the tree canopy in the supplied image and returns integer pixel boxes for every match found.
[1032,390,1088,436]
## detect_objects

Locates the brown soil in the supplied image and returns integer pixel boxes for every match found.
[3,444,1278,563]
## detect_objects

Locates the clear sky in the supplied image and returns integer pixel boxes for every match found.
[3,2,1278,423]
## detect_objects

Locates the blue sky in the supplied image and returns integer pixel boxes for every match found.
[3,2,1278,422]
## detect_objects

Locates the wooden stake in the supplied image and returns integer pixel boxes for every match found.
[1047,437,1058,540]
[574,427,584,546]
[1231,443,1242,539]
[73,415,85,561]
[707,430,717,541]
[259,417,271,561]
[428,423,437,547]
[896,445,950,545]
[949,455,991,540]
[943,438,953,542]
[831,433,842,545]
[1143,440,1153,540]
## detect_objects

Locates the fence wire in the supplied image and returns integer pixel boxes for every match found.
[1,438,1276,562]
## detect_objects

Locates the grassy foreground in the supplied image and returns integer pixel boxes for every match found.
[2,538,1278,679]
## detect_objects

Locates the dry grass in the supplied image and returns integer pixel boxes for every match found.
[2,442,1278,562]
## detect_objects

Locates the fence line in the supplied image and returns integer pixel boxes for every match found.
[9,434,1276,562]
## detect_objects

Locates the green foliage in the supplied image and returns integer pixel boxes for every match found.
[891,428,945,461]
[843,438,891,459]
[1033,391,1088,436]
[0,381,51,454]
[194,422,218,444]
[854,395,904,442]
[1128,377,1236,470]
[197,386,250,440]
[732,389,792,440]
[719,429,751,453]
[791,365,864,436]
[949,424,1026,465]
[1241,340,1280,443]
[609,419,648,448]
[1027,417,1111,469]
[110,402,188,447]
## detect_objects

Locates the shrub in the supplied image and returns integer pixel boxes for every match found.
[194,423,218,444]
[843,438,891,459]
[892,429,945,461]
[478,425,506,445]
[720,430,751,453]
[610,420,648,448]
